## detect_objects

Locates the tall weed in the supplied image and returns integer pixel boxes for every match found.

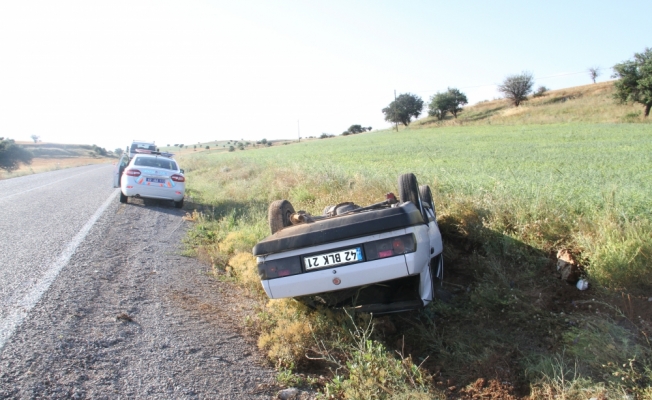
[578,216,652,291]
[319,312,437,400]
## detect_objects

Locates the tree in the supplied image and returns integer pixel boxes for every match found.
[205,145,210,150]
[382,93,424,127]
[428,88,469,120]
[428,92,451,120]
[612,47,652,117]
[347,124,366,134]
[114,148,123,156]
[342,124,368,135]
[228,145,235,152]
[498,72,534,107]
[0,137,33,172]
[91,144,107,156]
[588,67,601,84]
[30,135,40,143]
[445,88,468,118]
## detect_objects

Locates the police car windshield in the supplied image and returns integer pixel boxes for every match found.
[134,156,177,170]
[131,144,156,152]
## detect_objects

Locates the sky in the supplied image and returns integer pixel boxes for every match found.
[1,0,650,151]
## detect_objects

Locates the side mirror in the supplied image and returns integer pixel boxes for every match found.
[180,169,185,174]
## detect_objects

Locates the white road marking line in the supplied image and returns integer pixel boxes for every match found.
[0,189,119,350]
[0,164,110,201]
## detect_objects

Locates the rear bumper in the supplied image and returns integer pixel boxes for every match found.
[262,255,410,298]
[121,184,184,201]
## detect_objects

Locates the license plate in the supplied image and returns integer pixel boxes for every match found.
[146,178,166,183]
[304,247,363,270]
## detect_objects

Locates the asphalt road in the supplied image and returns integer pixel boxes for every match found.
[0,164,118,347]
[0,165,277,398]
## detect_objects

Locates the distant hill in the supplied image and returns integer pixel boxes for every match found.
[413,81,650,128]
[160,139,296,155]
[1,142,114,180]
[17,142,116,159]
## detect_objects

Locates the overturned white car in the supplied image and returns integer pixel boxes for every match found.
[252,173,444,313]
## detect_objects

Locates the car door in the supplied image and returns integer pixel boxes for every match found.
[426,207,443,257]
[113,154,129,188]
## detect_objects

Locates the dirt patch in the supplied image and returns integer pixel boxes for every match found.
[456,378,519,400]
[351,235,651,399]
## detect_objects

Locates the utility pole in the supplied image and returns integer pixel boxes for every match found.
[394,90,398,132]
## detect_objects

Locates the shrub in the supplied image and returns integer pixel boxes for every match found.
[532,86,549,98]
[622,110,642,122]
[321,313,435,399]
[578,217,652,291]
[257,299,318,368]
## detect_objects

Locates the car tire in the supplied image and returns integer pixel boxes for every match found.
[119,192,128,203]
[419,184,436,219]
[269,200,295,234]
[398,173,419,205]
[118,166,125,186]
[174,199,184,209]
[399,173,428,223]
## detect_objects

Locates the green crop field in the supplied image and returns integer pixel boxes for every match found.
[179,121,652,398]
[184,123,651,219]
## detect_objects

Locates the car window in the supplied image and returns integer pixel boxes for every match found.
[133,157,177,170]
[133,157,148,167]
[130,143,156,153]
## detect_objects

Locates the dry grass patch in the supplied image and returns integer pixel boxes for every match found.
[0,157,111,180]
[414,81,651,127]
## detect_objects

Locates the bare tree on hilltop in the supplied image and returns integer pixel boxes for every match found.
[498,72,534,107]
[588,67,601,84]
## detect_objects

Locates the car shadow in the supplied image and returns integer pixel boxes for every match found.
[182,198,270,221]
[121,197,187,217]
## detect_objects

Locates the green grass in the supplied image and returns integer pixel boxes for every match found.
[183,123,651,218]
[182,123,652,290]
[178,121,652,397]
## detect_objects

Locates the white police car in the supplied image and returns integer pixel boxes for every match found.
[113,150,186,208]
